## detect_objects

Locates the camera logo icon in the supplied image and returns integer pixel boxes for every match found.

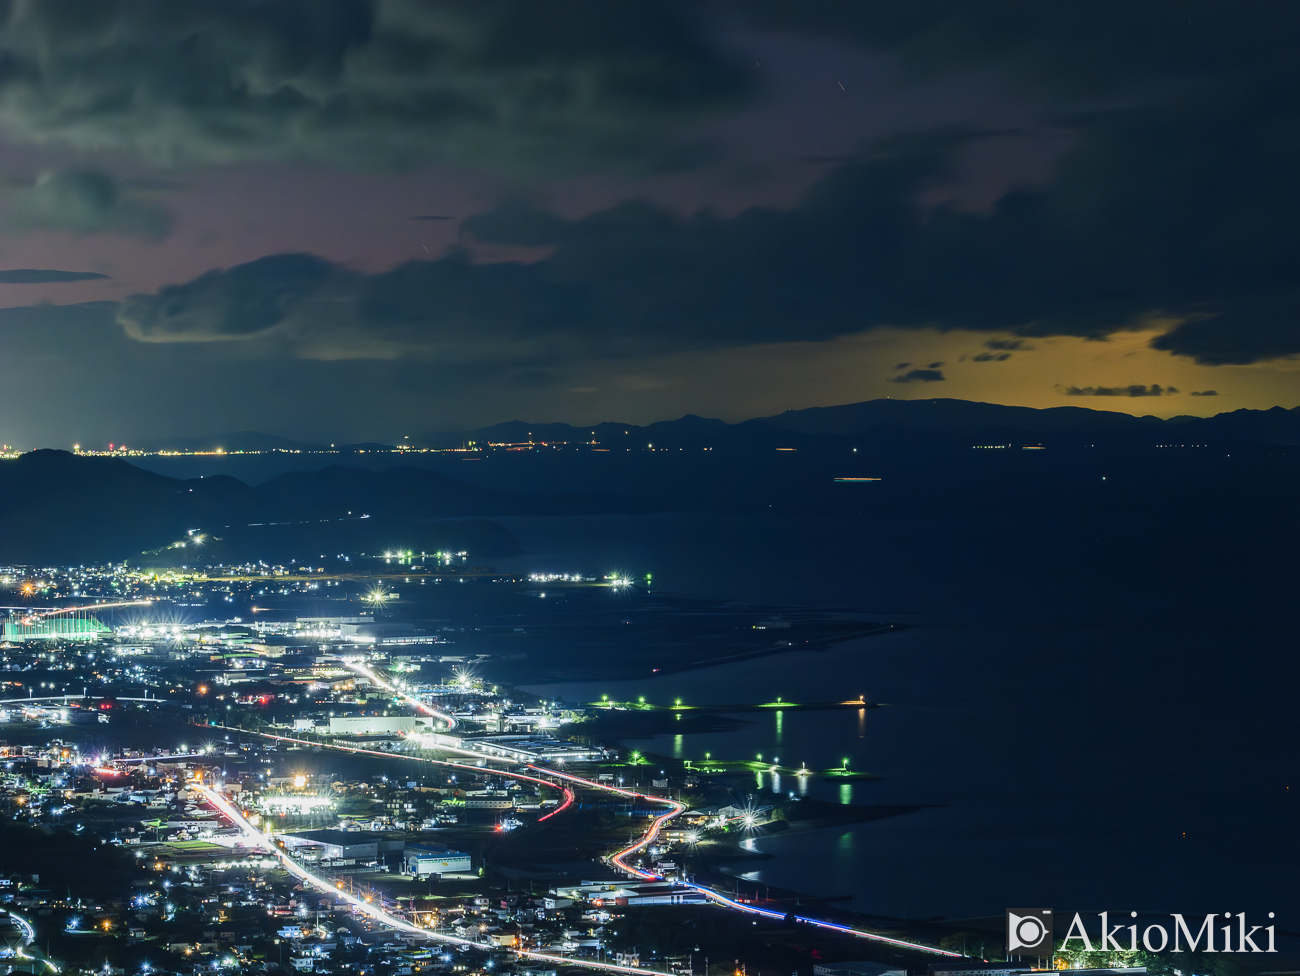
[1006,908,1053,953]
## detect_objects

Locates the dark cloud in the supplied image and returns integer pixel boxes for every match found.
[117,151,939,359]
[894,362,912,370]
[1058,384,1177,397]
[736,2,1300,365]
[107,0,1300,369]
[972,351,1010,362]
[927,361,944,369]
[0,269,108,283]
[3,169,170,237]
[111,112,1300,366]
[120,254,338,344]
[890,368,945,383]
[1147,297,1300,365]
[0,0,748,174]
[1190,390,1219,396]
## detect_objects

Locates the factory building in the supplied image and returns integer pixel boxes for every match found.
[326,715,429,736]
[278,829,404,863]
[403,843,472,876]
[2,614,110,641]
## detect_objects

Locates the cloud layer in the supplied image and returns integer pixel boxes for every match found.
[1,0,1284,369]
[3,169,170,237]
[0,268,107,283]
[1059,384,1177,398]
[0,0,747,174]
[115,102,1300,368]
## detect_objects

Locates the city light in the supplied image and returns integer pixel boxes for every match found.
[257,795,334,814]
[363,585,391,607]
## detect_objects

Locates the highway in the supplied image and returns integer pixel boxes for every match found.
[0,695,162,705]
[4,909,33,943]
[0,910,59,973]
[338,660,457,730]
[536,767,962,958]
[193,780,661,974]
[206,725,571,809]
[208,725,961,960]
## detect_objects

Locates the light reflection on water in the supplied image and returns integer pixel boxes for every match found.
[522,625,1296,922]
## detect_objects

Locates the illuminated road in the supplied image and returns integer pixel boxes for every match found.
[4,910,34,943]
[216,726,961,958]
[193,781,664,974]
[31,600,152,617]
[0,695,162,705]
[526,766,685,878]
[536,768,962,957]
[338,660,457,730]
[0,910,59,974]
[207,725,566,802]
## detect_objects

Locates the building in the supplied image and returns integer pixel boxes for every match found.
[463,796,514,810]
[403,843,471,876]
[583,882,709,907]
[3,614,110,641]
[278,830,404,862]
[326,715,428,736]
[458,734,605,763]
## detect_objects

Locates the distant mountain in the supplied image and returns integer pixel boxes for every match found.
[125,432,407,454]
[464,414,813,450]
[0,451,649,565]
[760,397,1300,444]
[139,398,1300,459]
[127,430,329,453]
[0,450,262,564]
[8,392,1300,567]
[1158,405,1300,445]
[758,398,1162,435]
[458,398,1300,448]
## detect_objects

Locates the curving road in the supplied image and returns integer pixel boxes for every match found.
[207,724,961,960]
[194,780,663,975]
[536,767,963,958]
[339,660,457,730]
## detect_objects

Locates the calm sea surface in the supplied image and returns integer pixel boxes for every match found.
[497,514,1298,923]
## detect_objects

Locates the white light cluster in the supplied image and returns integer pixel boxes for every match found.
[257,795,334,813]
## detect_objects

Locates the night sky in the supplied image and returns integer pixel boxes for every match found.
[1,1,1298,446]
